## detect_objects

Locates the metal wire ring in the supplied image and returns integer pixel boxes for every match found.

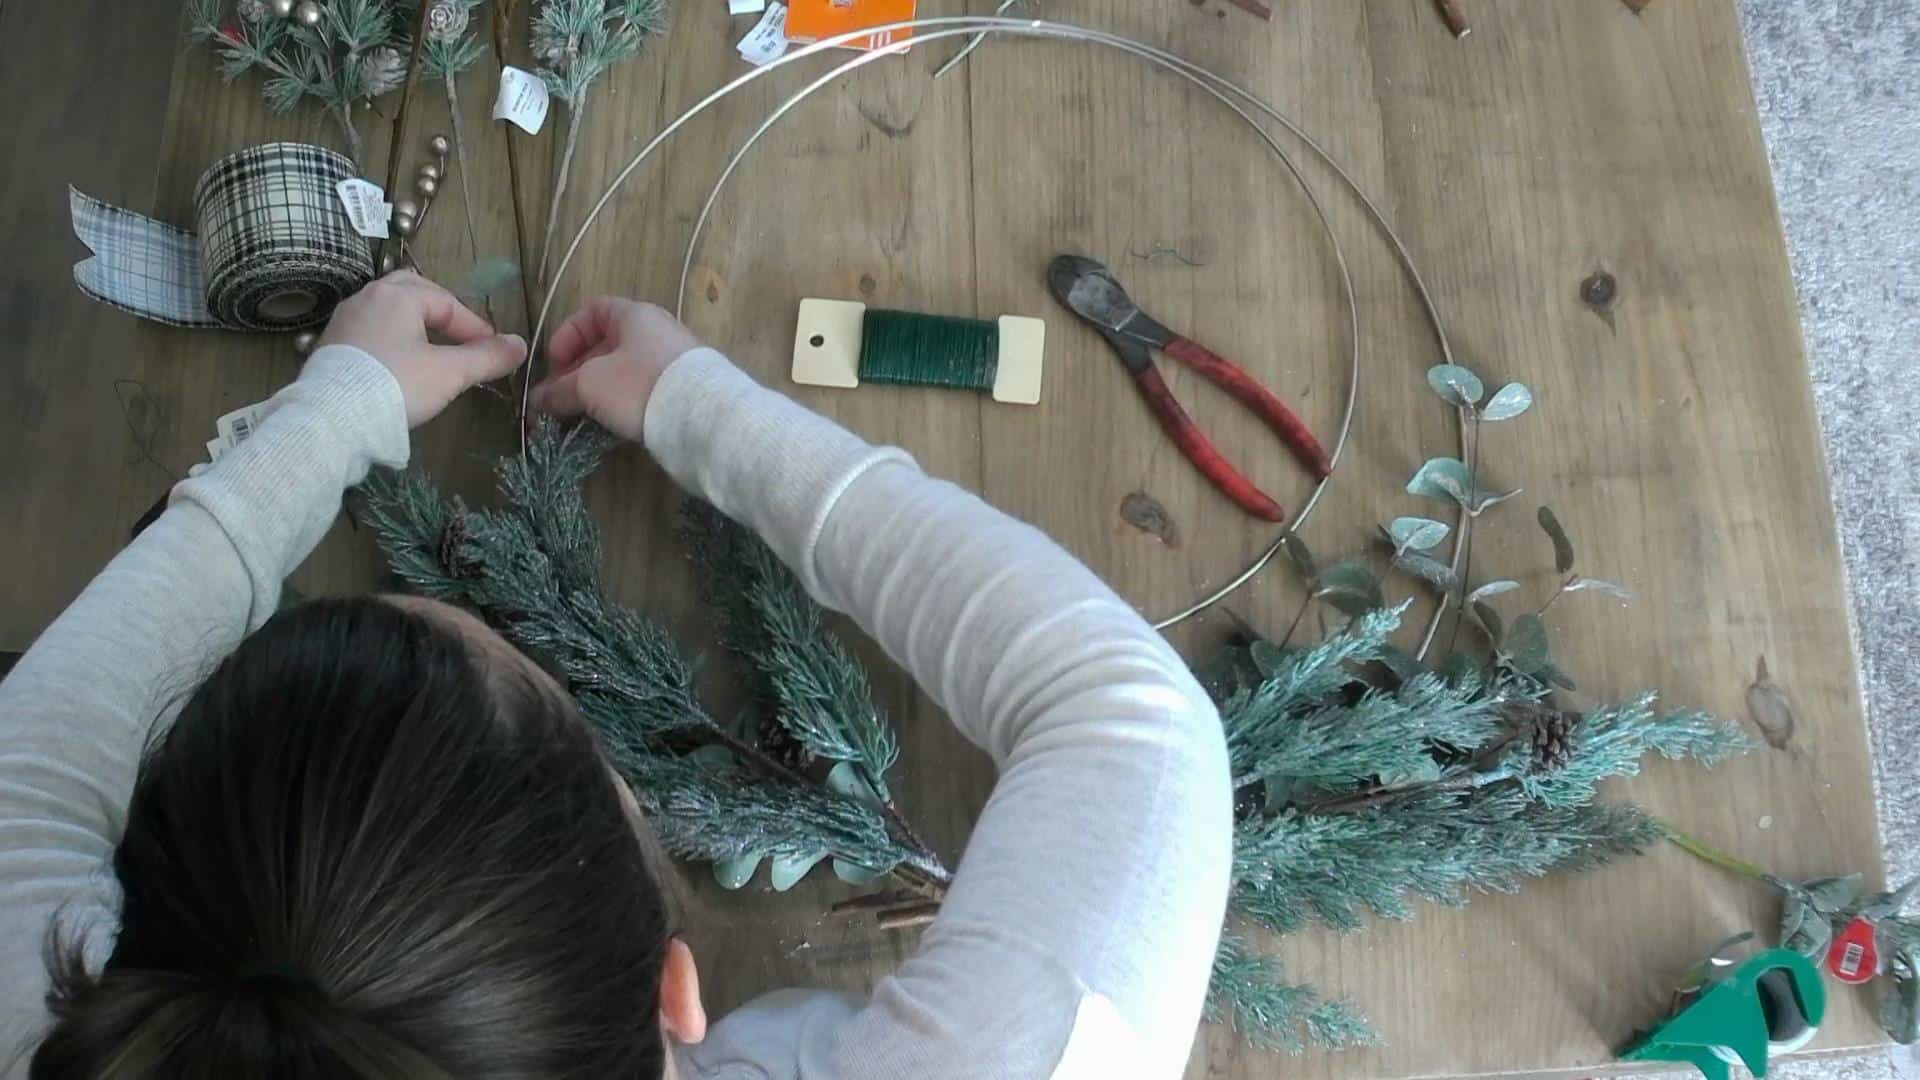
[524,16,1463,643]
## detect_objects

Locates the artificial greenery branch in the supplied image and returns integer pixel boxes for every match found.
[421,0,492,295]
[360,356,1752,1056]
[359,419,950,897]
[529,0,668,285]
[189,0,418,167]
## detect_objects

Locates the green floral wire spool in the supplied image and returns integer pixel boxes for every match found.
[790,298,1047,405]
[858,309,1001,393]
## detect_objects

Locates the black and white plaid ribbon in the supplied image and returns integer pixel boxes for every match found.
[71,143,375,332]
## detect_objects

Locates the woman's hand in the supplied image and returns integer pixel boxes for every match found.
[317,271,528,428]
[529,297,703,441]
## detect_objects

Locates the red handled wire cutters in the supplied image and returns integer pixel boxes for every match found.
[1048,255,1332,523]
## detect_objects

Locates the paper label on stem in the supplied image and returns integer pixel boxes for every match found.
[493,66,551,135]
[737,2,791,66]
[335,178,390,239]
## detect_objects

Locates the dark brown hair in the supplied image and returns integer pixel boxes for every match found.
[30,596,670,1078]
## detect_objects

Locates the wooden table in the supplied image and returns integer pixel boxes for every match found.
[0,1,1889,1076]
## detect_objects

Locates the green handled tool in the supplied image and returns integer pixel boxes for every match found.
[1622,943,1826,1080]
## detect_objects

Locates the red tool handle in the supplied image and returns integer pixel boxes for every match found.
[1162,337,1333,480]
[1132,366,1287,523]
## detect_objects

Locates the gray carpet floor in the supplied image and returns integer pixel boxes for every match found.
[1737,1,1916,1076]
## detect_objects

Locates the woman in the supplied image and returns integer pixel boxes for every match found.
[0,272,1231,1078]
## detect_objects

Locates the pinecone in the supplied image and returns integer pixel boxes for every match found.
[438,515,482,580]
[759,715,813,773]
[237,0,272,22]
[1232,779,1269,822]
[1531,710,1579,770]
[531,26,579,68]
[359,47,407,97]
[426,0,470,43]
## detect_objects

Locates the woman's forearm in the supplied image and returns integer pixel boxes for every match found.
[643,349,1233,1074]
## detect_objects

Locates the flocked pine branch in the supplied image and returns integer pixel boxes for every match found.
[188,0,415,167]
[422,0,491,290]
[682,501,900,800]
[1206,604,1752,1048]
[529,0,669,284]
[358,419,945,893]
[1207,932,1377,1055]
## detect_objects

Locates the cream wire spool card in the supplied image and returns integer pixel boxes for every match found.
[70,142,376,332]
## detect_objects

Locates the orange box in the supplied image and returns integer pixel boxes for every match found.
[784,0,918,51]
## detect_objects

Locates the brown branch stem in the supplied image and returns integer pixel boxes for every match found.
[488,0,539,335]
[536,96,587,288]
[704,726,952,893]
[377,0,434,263]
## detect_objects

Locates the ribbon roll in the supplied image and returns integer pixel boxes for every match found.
[71,143,375,332]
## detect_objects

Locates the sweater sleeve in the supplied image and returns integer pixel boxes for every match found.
[0,345,408,1069]
[648,350,1233,1080]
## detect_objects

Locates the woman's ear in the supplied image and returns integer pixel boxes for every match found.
[659,938,706,1045]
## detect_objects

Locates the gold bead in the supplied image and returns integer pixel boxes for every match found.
[393,197,420,220]
[428,134,451,157]
[419,161,443,182]
[292,330,319,355]
[268,0,296,16]
[294,0,322,27]
[392,211,417,237]
[414,175,439,199]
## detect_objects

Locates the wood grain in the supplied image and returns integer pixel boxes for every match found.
[0,0,181,649]
[0,1,1887,1076]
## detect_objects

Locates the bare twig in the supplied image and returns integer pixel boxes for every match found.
[536,95,587,287]
[379,1,435,263]
[1433,0,1470,38]
[488,0,539,333]
[876,901,943,931]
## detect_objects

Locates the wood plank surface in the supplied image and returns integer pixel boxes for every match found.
[0,1,1888,1077]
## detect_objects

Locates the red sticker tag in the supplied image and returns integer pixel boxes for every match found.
[1827,916,1880,984]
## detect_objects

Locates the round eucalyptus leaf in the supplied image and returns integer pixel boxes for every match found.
[1538,505,1577,574]
[769,851,828,892]
[1250,639,1288,678]
[1468,580,1520,604]
[713,853,762,891]
[826,761,885,809]
[1566,578,1632,603]
[1388,516,1450,553]
[1506,614,1552,675]
[1481,383,1534,421]
[1407,458,1473,506]
[1471,600,1505,646]
[1393,551,1456,592]
[1426,364,1486,407]
[832,858,887,887]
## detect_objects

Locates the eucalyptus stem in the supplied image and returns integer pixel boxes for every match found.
[1278,588,1314,650]
[1442,414,1483,658]
[1656,818,1777,886]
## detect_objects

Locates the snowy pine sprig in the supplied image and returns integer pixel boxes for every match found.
[530,0,667,103]
[358,419,942,892]
[187,0,413,165]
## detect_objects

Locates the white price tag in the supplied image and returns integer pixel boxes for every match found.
[216,402,271,449]
[729,0,767,13]
[737,2,790,66]
[493,66,551,135]
[335,178,391,239]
